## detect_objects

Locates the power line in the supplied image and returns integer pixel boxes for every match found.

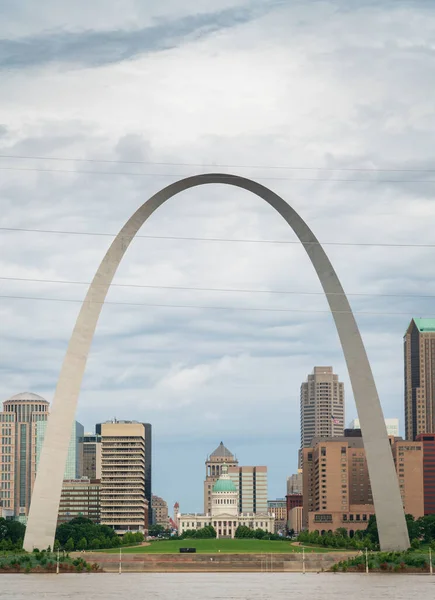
[1,226,434,248]
[1,153,434,173]
[0,165,434,183]
[1,276,434,300]
[0,293,421,316]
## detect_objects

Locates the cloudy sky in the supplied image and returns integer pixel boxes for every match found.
[0,0,434,513]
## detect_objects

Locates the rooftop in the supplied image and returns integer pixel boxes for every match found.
[5,392,48,403]
[210,441,235,459]
[412,318,435,333]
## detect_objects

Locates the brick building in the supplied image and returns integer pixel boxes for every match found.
[302,434,423,535]
[416,433,435,515]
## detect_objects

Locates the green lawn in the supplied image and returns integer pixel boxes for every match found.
[99,539,339,554]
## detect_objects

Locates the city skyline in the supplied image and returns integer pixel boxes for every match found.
[0,383,423,516]
[1,1,435,527]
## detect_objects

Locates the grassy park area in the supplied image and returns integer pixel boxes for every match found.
[100,539,337,554]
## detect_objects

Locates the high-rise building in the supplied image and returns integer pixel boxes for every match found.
[302,435,424,534]
[98,420,148,535]
[143,423,152,524]
[300,367,345,453]
[152,494,169,528]
[35,419,84,479]
[228,466,268,514]
[0,392,49,519]
[81,434,102,480]
[287,471,303,495]
[57,478,101,525]
[348,418,399,437]
[390,439,425,519]
[416,434,435,515]
[96,421,151,525]
[204,442,238,514]
[404,318,435,440]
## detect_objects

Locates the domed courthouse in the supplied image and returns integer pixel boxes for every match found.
[177,464,274,538]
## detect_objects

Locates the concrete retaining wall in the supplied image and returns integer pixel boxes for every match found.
[84,552,355,573]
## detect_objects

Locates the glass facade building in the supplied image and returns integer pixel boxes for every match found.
[36,420,84,479]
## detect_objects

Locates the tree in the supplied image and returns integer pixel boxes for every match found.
[149,524,166,537]
[235,525,255,539]
[416,515,435,543]
[254,528,266,539]
[0,518,26,545]
[53,539,60,551]
[65,537,75,551]
[405,514,419,542]
[77,537,87,551]
[364,515,379,545]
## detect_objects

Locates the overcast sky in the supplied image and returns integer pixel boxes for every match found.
[0,0,434,513]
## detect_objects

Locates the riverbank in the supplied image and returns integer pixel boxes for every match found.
[80,551,355,572]
[0,552,101,573]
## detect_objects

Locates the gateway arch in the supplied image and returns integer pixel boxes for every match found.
[24,173,409,552]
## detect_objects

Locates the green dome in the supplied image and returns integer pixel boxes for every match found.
[213,478,237,493]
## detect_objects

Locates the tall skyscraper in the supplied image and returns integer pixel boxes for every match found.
[404,318,435,440]
[0,392,49,519]
[228,466,268,514]
[98,420,148,534]
[348,418,399,437]
[300,367,345,452]
[204,442,238,514]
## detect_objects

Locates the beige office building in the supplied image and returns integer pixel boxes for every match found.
[300,367,345,457]
[99,421,148,535]
[391,440,425,518]
[267,499,287,533]
[152,494,169,528]
[204,442,238,514]
[287,471,303,495]
[57,478,101,525]
[404,318,435,440]
[228,466,268,514]
[302,435,424,534]
[288,506,303,534]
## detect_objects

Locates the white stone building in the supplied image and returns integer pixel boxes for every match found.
[178,464,274,538]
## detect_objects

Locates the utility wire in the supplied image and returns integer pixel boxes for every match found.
[1,227,434,248]
[0,165,434,183]
[1,153,434,173]
[0,294,422,316]
[1,276,434,300]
